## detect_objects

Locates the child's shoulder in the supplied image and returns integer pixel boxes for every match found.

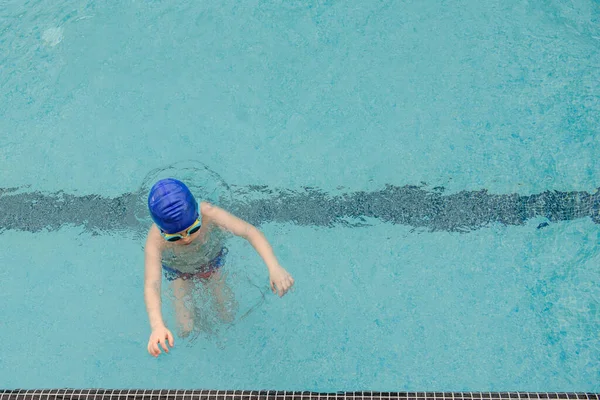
[199,202,227,227]
[199,201,217,215]
[145,224,165,248]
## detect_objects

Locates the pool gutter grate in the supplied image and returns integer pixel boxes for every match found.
[0,391,598,400]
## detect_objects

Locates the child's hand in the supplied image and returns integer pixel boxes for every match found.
[147,325,174,357]
[269,266,295,297]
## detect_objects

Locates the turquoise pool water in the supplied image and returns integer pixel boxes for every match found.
[1,0,599,392]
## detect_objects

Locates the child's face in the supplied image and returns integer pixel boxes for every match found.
[161,218,202,245]
[175,227,201,246]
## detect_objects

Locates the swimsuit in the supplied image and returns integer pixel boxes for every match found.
[162,247,228,281]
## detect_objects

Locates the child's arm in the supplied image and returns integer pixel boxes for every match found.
[201,202,295,297]
[144,226,174,356]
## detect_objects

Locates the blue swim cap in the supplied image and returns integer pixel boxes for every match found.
[148,178,199,234]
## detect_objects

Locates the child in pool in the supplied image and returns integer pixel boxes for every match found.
[143,178,294,357]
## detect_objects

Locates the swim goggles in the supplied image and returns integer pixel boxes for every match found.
[161,218,202,242]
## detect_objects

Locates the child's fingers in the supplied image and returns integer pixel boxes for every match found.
[270,280,276,294]
[278,280,291,296]
[151,341,161,357]
[148,340,158,357]
[167,331,174,347]
[160,338,169,353]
